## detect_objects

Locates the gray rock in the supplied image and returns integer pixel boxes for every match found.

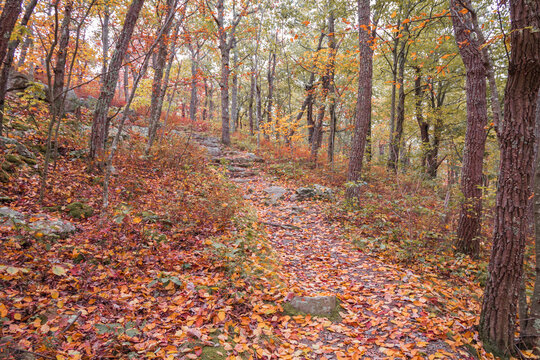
[80,95,97,109]
[287,295,339,317]
[263,186,287,204]
[6,70,29,92]
[295,184,333,201]
[28,218,76,236]
[0,136,36,159]
[203,146,221,157]
[129,126,148,137]
[0,207,25,227]
[63,89,80,113]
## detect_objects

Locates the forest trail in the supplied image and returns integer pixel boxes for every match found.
[195,134,477,360]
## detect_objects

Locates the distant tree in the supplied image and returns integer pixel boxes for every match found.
[346,0,372,200]
[208,0,252,146]
[479,0,540,357]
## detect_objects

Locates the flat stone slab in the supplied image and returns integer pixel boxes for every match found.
[263,186,287,204]
[287,295,339,317]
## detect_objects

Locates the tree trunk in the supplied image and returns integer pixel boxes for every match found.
[89,0,145,162]
[388,36,407,171]
[189,48,198,124]
[123,53,130,101]
[265,51,276,139]
[146,0,175,154]
[100,6,109,84]
[522,90,540,349]
[219,48,231,145]
[311,12,335,162]
[249,65,255,135]
[479,0,540,357]
[415,67,429,169]
[0,0,37,136]
[0,0,23,66]
[16,26,32,69]
[451,0,489,257]
[231,39,239,133]
[52,4,72,117]
[346,0,372,200]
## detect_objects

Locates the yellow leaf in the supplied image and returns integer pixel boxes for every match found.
[391,11,397,18]
[0,303,7,317]
[218,311,226,321]
[51,290,59,299]
[133,217,142,224]
[14,313,21,320]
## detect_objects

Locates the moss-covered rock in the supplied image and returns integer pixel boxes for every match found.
[0,170,10,183]
[12,122,30,131]
[2,162,14,172]
[21,156,37,165]
[66,202,94,219]
[5,154,22,165]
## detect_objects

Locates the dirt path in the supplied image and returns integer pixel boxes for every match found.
[194,135,478,360]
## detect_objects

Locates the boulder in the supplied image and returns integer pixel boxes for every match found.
[0,207,25,227]
[286,295,340,318]
[65,202,94,219]
[28,218,76,236]
[63,89,80,113]
[0,136,36,159]
[295,184,333,201]
[129,126,148,137]
[263,186,287,204]
[6,70,29,92]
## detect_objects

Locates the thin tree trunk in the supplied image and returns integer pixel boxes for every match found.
[265,51,276,139]
[249,65,255,135]
[346,0,372,200]
[231,38,239,133]
[39,2,72,202]
[0,0,37,136]
[89,0,146,162]
[16,26,32,69]
[311,12,335,162]
[388,32,407,171]
[100,6,109,85]
[146,0,176,154]
[451,0,489,257]
[479,0,540,356]
[123,53,130,101]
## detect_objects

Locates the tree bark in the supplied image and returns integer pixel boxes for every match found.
[388,26,408,171]
[231,38,239,133]
[146,0,175,154]
[89,0,145,162]
[100,6,109,85]
[265,51,276,139]
[0,0,23,66]
[311,12,335,162]
[451,0,489,257]
[345,0,372,200]
[479,0,540,357]
[0,0,37,136]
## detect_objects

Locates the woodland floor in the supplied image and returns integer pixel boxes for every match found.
[0,119,502,360]
[214,137,485,360]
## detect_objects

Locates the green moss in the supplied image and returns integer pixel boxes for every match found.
[66,202,94,219]
[280,301,343,323]
[5,154,22,165]
[12,122,30,131]
[21,156,37,165]
[200,345,227,359]
[0,170,10,183]
[2,163,14,172]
